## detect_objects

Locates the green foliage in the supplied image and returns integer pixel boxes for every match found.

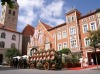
[5,48,21,59]
[88,29,100,48]
[58,48,71,55]
[71,54,79,63]
[1,0,14,8]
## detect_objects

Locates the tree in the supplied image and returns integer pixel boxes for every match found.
[1,0,14,8]
[58,48,71,55]
[5,48,21,60]
[88,29,100,69]
[58,48,71,65]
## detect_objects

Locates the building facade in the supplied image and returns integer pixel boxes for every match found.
[27,8,100,65]
[0,0,22,64]
[0,0,19,31]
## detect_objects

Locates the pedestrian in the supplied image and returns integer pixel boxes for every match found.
[91,58,94,65]
[79,57,83,68]
[84,57,88,68]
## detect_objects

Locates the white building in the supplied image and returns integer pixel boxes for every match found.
[0,0,22,64]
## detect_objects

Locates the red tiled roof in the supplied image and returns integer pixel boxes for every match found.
[65,9,81,15]
[22,24,35,36]
[0,23,21,34]
[48,23,66,31]
[41,21,52,30]
[79,8,100,19]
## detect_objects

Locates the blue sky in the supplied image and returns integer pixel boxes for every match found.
[0,0,100,32]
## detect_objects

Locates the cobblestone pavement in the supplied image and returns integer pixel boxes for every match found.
[0,65,100,74]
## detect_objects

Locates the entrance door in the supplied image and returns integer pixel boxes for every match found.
[88,52,100,65]
[0,54,3,64]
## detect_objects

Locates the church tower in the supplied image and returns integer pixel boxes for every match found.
[0,0,19,31]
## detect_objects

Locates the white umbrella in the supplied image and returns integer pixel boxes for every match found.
[22,55,29,59]
[16,56,21,59]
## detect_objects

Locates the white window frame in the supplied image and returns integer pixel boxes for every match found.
[69,27,76,35]
[63,42,67,48]
[70,39,77,48]
[82,24,88,33]
[58,43,62,51]
[57,32,61,40]
[62,31,67,38]
[90,21,97,30]
[84,37,90,46]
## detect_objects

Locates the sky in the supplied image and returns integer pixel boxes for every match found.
[0,0,100,32]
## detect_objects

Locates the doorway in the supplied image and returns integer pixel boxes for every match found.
[0,54,3,64]
[88,51,100,65]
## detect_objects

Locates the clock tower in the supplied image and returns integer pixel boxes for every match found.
[0,0,19,31]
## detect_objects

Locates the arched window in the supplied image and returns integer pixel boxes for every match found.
[8,10,11,14]
[11,43,16,48]
[1,32,6,38]
[45,37,49,43]
[0,41,5,48]
[12,35,16,40]
[13,11,15,16]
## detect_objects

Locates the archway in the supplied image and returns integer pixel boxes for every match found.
[0,54,3,64]
[30,48,38,56]
[87,51,100,65]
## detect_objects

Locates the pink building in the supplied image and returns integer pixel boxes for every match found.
[26,8,100,65]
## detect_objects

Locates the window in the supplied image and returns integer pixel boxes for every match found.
[8,10,11,14]
[12,35,16,40]
[63,42,67,48]
[0,41,5,48]
[70,27,76,35]
[70,40,77,48]
[72,16,74,21]
[45,37,49,43]
[58,44,62,51]
[89,15,94,20]
[1,32,6,38]
[53,34,55,38]
[83,24,88,33]
[11,43,16,48]
[90,22,96,30]
[57,32,61,40]
[13,11,15,16]
[67,17,70,22]
[82,19,86,22]
[62,31,67,38]
[84,38,90,46]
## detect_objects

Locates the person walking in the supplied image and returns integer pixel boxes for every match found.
[84,57,88,68]
[79,57,83,68]
[91,58,94,65]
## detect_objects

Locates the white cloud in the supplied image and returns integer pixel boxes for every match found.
[17,0,45,31]
[0,0,70,32]
[40,0,65,26]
